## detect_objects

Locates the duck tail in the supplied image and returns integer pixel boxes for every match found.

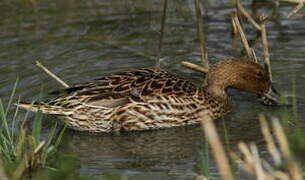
[15,101,73,115]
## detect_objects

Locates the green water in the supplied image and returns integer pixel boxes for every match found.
[1,0,305,179]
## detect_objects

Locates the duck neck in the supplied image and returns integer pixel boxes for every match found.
[203,69,234,103]
[204,84,228,100]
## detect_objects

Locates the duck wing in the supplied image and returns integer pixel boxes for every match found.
[48,68,199,108]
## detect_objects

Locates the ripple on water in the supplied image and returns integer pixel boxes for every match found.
[1,0,305,179]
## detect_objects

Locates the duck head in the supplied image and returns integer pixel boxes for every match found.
[205,59,277,102]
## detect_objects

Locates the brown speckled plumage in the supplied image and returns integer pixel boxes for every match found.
[17,59,271,133]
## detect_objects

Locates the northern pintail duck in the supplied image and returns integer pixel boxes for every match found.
[18,59,275,133]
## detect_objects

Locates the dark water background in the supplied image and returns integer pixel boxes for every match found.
[1,0,305,179]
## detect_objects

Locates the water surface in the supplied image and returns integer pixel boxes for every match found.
[1,0,305,179]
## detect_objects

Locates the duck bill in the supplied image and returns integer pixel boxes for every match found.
[259,85,281,106]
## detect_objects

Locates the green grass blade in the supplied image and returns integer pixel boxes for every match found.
[41,122,57,164]
[42,146,56,165]
[0,100,12,145]
[11,101,20,141]
[5,78,18,116]
[21,109,31,129]
[0,134,12,161]
[45,122,57,148]
[15,129,26,158]
[32,110,43,147]
[54,125,67,148]
[222,117,230,149]
[0,82,71,179]
[199,142,210,178]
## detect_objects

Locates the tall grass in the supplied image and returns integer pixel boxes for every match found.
[0,81,66,179]
[199,113,305,180]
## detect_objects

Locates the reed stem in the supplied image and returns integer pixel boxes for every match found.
[260,21,273,81]
[200,112,234,180]
[36,61,69,88]
[156,0,168,69]
[194,0,209,68]
[232,11,253,60]
[181,61,209,74]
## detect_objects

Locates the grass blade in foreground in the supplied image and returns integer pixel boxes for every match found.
[0,84,67,179]
[200,111,304,180]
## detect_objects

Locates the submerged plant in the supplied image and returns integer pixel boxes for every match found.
[0,80,66,180]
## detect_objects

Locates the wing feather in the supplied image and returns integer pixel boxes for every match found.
[48,68,199,108]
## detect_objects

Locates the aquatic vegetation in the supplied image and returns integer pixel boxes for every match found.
[0,81,66,179]
[195,1,305,179]
[0,0,304,179]
[199,114,304,180]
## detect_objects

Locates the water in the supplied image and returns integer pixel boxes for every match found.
[1,0,305,179]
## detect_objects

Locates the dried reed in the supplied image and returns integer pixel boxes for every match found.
[260,19,273,80]
[236,0,261,31]
[181,61,209,74]
[36,61,70,88]
[156,0,168,69]
[281,0,305,4]
[232,11,254,60]
[200,112,234,180]
[234,1,274,81]
[194,0,209,68]
[178,0,210,77]
[288,1,304,17]
[233,115,303,180]
[11,141,46,180]
[201,113,304,180]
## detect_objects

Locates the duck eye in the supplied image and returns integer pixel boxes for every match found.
[256,71,263,78]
